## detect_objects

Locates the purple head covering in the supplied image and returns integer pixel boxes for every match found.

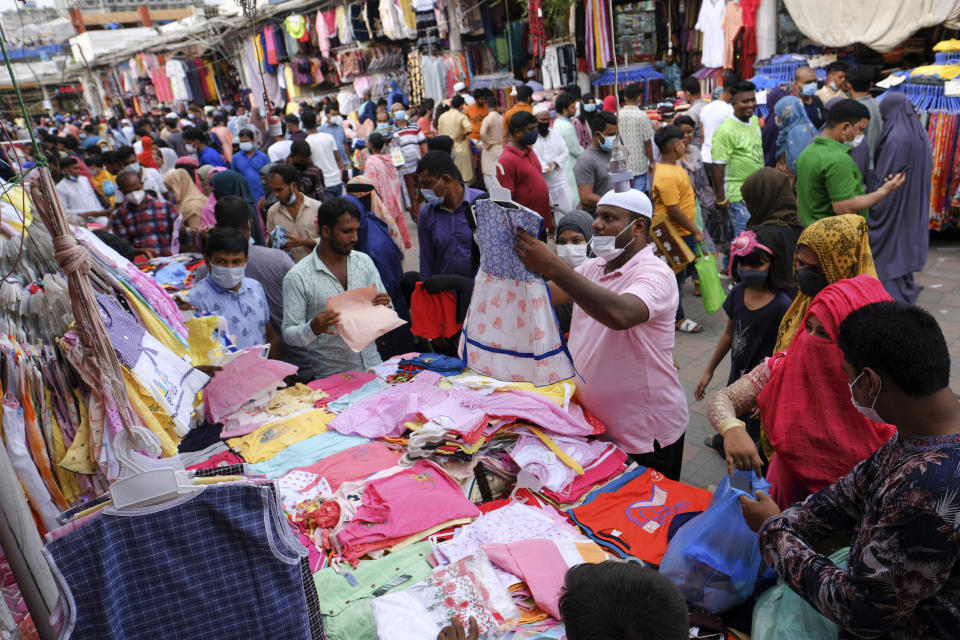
[865,92,933,302]
[761,87,790,166]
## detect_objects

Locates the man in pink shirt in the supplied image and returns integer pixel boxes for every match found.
[514,189,688,479]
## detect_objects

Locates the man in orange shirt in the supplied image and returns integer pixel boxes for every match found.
[503,85,533,133]
[464,90,489,141]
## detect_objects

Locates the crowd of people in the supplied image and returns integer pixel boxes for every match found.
[10,62,959,638]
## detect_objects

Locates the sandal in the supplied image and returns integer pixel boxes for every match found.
[693,281,701,297]
[676,318,703,333]
[704,434,725,459]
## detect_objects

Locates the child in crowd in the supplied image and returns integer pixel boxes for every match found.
[695,226,793,456]
[438,561,689,640]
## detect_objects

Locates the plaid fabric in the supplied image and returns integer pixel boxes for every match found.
[296,164,327,201]
[46,483,311,639]
[110,195,177,256]
[192,463,247,477]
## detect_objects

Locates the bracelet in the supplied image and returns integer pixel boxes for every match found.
[719,418,746,435]
[716,198,729,206]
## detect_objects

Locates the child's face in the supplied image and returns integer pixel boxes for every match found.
[207,250,246,269]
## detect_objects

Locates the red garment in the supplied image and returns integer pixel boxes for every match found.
[138,136,159,170]
[541,446,628,504]
[569,468,712,565]
[186,450,243,470]
[264,25,279,66]
[757,275,897,508]
[740,0,759,27]
[285,441,401,492]
[410,283,461,339]
[602,95,618,113]
[741,26,758,80]
[495,145,553,228]
[306,370,376,403]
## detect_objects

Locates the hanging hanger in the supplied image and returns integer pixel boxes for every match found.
[109,426,202,510]
[489,163,521,208]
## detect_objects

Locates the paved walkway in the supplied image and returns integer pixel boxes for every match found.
[402,206,955,490]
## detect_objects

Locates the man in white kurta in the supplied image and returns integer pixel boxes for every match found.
[532,104,574,215]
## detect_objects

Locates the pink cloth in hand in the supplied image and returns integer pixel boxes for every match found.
[203,349,298,423]
[327,285,406,352]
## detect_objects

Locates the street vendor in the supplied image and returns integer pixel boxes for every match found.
[514,189,688,480]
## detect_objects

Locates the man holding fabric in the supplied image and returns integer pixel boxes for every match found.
[514,189,688,480]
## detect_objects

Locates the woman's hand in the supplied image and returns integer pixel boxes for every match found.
[723,426,763,478]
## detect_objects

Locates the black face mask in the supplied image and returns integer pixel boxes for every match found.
[292,162,309,171]
[358,194,372,211]
[537,122,550,136]
[796,267,828,298]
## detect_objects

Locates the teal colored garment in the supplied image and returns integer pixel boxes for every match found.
[315,541,434,640]
[554,116,583,206]
[326,378,389,413]
[774,96,818,173]
[247,431,367,477]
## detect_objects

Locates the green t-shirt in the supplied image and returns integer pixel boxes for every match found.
[795,136,867,226]
[710,115,763,204]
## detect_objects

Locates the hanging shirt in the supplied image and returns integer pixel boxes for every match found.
[695,0,727,69]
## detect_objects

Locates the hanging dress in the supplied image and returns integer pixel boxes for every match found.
[459,199,576,386]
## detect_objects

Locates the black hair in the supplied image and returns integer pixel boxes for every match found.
[61,135,79,151]
[426,135,455,155]
[590,110,617,134]
[86,154,103,167]
[238,128,255,140]
[324,101,341,114]
[269,163,299,185]
[559,562,688,640]
[722,73,742,92]
[451,95,465,109]
[214,195,252,229]
[516,85,533,102]
[134,127,149,138]
[289,140,312,159]
[730,80,756,99]
[284,113,300,126]
[92,230,136,262]
[732,225,794,293]
[673,114,696,129]
[416,150,462,183]
[654,125,684,153]
[60,156,78,169]
[846,67,874,93]
[376,98,388,107]
[681,76,701,96]
[367,132,386,152]
[509,110,537,134]
[117,145,136,162]
[420,98,435,116]
[108,117,119,128]
[175,162,198,182]
[564,84,582,99]
[102,150,117,165]
[317,196,362,232]
[838,302,950,398]
[83,123,96,134]
[826,60,849,75]
[622,83,643,102]
[826,99,871,127]
[555,93,575,113]
[182,126,204,142]
[204,227,249,258]
[300,110,317,130]
[486,92,500,107]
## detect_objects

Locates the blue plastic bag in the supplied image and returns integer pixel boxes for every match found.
[659,470,770,614]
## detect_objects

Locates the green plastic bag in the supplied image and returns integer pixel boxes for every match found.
[694,243,726,315]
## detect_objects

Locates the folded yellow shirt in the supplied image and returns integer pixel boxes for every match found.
[227,409,335,463]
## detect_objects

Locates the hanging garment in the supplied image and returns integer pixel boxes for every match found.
[410,283,461,340]
[460,199,575,385]
[45,482,312,640]
[695,0,726,69]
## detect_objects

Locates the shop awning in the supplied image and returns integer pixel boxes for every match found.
[591,64,663,87]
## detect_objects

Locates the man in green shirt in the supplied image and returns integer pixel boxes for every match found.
[795,99,905,227]
[711,80,763,241]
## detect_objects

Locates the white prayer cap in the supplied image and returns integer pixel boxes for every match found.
[597,189,653,219]
[454,82,466,92]
[532,103,550,116]
[166,112,179,120]
[526,69,535,78]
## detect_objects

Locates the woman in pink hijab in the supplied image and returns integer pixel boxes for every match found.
[602,95,618,113]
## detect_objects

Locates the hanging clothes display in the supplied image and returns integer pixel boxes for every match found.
[696,0,727,69]
[460,200,576,386]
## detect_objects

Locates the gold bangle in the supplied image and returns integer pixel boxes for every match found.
[716,198,729,206]
[719,419,746,435]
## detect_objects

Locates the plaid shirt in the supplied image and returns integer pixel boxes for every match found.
[294,162,327,201]
[111,194,177,256]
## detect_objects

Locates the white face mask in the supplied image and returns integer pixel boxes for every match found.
[589,221,637,263]
[210,264,245,289]
[557,243,588,267]
[849,371,884,423]
[185,144,196,153]
[845,133,865,149]
[125,161,141,174]
[126,189,146,205]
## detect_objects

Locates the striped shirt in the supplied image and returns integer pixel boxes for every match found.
[392,125,426,175]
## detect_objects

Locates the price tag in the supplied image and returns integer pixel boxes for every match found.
[755,90,768,105]
[392,150,405,167]
[945,79,960,97]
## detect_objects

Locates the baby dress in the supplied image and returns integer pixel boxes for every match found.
[459,199,576,386]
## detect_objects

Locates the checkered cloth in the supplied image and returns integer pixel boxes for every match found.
[110,194,177,257]
[46,483,312,639]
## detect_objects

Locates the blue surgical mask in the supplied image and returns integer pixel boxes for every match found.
[376,123,391,132]
[421,188,443,206]
[240,141,253,152]
[67,174,79,181]
[600,134,615,152]
[801,82,818,97]
[210,264,245,289]
[584,103,597,113]
[829,80,839,91]
[737,267,768,287]
[286,192,297,206]
[393,110,406,122]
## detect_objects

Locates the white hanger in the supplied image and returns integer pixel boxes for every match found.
[110,426,201,510]
[490,163,522,207]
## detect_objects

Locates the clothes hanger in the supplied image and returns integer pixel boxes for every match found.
[109,426,202,510]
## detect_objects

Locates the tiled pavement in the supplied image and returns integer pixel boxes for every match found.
[403,206,959,491]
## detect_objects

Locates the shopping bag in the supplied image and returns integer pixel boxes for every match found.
[659,470,770,614]
[751,547,849,640]
[649,214,696,274]
[694,243,726,315]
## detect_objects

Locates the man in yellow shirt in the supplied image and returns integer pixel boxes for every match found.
[503,85,534,133]
[437,95,475,183]
[652,125,705,333]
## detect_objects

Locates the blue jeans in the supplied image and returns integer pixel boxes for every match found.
[633,173,650,194]
[325,183,344,199]
[728,200,751,239]
[676,235,698,323]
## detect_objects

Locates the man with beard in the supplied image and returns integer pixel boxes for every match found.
[281,197,391,378]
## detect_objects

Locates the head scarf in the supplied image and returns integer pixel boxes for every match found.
[556,210,594,242]
[176,156,203,190]
[208,170,265,245]
[757,275,895,508]
[163,168,208,228]
[602,95,618,113]
[137,136,158,169]
[761,87,790,166]
[865,93,933,292]
[742,168,803,229]
[348,175,404,252]
[774,96,818,172]
[774,213,877,352]
[158,148,178,176]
